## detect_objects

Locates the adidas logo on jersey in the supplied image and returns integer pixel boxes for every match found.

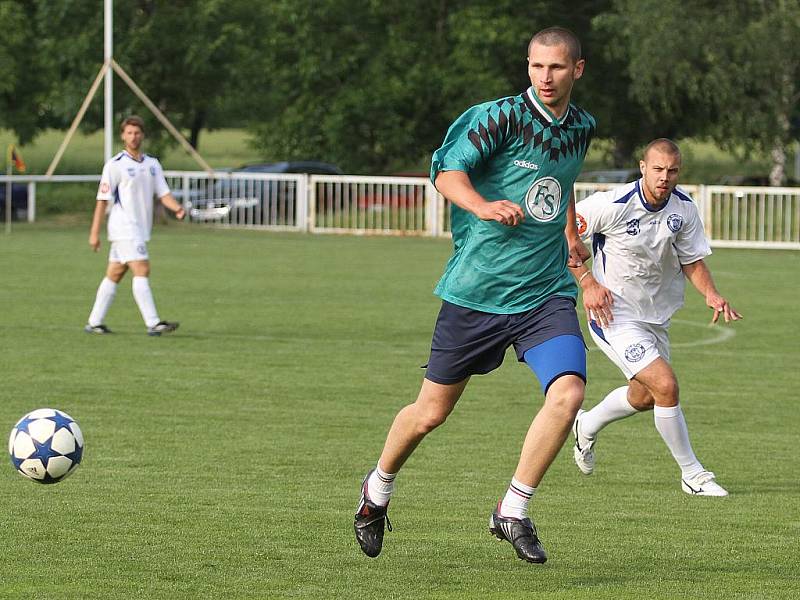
[514,160,539,171]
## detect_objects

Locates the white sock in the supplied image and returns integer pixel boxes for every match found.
[88,277,117,326]
[653,404,704,479]
[499,477,536,520]
[581,386,639,439]
[132,276,160,328]
[366,464,396,507]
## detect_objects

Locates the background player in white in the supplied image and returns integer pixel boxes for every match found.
[570,138,741,496]
[85,115,185,336]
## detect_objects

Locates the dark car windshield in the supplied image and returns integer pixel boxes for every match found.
[236,162,342,175]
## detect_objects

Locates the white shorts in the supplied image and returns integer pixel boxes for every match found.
[588,320,670,380]
[109,240,149,264]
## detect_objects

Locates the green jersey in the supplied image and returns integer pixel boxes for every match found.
[430,87,595,314]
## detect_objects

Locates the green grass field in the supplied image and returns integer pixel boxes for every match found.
[0,224,798,599]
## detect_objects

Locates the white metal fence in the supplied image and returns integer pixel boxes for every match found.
[167,171,307,231]
[2,172,798,249]
[701,185,800,249]
[308,175,438,236]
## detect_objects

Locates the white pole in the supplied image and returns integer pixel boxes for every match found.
[27,182,35,223]
[104,0,113,162]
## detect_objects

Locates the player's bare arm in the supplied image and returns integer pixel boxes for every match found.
[570,264,614,327]
[682,259,742,324]
[88,200,108,252]
[159,192,186,220]
[565,191,589,267]
[434,170,524,227]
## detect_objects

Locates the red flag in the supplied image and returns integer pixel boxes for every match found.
[10,146,26,173]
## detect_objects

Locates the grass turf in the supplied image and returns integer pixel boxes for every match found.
[0,224,798,599]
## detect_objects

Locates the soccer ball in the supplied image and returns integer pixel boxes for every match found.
[8,408,84,484]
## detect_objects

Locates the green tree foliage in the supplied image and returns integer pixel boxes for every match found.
[113,0,255,149]
[247,0,452,174]
[4,0,797,176]
[0,0,57,144]
[28,0,259,152]
[248,0,604,173]
[600,0,799,183]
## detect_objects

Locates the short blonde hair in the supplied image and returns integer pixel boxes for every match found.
[529,27,582,62]
[643,138,681,160]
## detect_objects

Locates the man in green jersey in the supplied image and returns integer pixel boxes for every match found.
[355,26,614,564]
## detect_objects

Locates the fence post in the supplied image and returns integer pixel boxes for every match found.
[699,185,712,239]
[297,175,309,232]
[306,175,317,233]
[425,181,438,236]
[181,175,190,211]
[27,182,36,223]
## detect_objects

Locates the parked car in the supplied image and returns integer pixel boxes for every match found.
[356,171,430,211]
[231,161,342,176]
[577,169,639,184]
[186,161,342,221]
[0,183,29,221]
[717,174,799,187]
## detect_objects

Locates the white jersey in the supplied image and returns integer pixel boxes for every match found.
[96,151,170,242]
[575,179,711,324]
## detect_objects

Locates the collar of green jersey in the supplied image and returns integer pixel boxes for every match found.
[525,87,569,125]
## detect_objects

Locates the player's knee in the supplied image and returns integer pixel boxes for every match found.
[106,264,127,282]
[414,405,450,434]
[629,393,655,411]
[130,263,150,277]
[544,376,584,419]
[651,377,679,404]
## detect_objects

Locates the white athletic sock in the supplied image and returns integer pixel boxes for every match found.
[581,386,639,439]
[132,276,160,328]
[499,477,536,520]
[366,464,396,507]
[653,404,704,479]
[88,277,117,326]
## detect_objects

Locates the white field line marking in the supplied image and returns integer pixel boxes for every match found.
[670,318,737,348]
[587,318,736,352]
[3,317,738,351]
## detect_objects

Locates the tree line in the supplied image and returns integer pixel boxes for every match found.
[2,0,797,183]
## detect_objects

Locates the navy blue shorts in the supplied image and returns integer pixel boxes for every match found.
[424,296,586,392]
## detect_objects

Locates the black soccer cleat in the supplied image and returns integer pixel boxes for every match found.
[84,324,113,334]
[489,503,547,564]
[147,321,180,336]
[354,470,392,558]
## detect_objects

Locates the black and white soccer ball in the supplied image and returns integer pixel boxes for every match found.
[8,408,84,484]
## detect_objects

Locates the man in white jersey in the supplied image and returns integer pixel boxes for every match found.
[570,138,741,496]
[85,115,185,336]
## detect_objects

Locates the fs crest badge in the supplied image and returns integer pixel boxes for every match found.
[525,177,562,222]
[626,218,640,236]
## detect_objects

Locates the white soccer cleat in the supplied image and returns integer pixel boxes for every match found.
[681,471,728,497]
[572,409,596,475]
